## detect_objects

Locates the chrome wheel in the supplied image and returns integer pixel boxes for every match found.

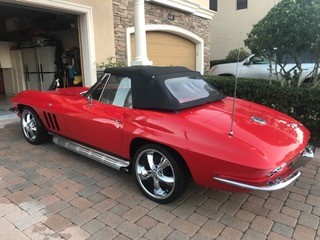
[22,109,38,141]
[133,145,186,203]
[21,107,49,144]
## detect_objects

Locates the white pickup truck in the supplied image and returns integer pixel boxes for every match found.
[206,55,317,83]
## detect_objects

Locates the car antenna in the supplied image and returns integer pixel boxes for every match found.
[229,31,242,137]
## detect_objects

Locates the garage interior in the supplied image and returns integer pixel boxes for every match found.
[0,2,82,97]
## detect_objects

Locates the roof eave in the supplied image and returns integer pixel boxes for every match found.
[145,0,215,20]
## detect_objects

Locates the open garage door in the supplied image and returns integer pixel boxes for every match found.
[0,2,82,95]
[131,31,196,70]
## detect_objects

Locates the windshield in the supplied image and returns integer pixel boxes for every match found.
[165,76,221,104]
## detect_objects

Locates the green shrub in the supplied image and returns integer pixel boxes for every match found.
[210,59,231,67]
[203,75,320,142]
[95,57,126,69]
[210,48,250,67]
[225,48,250,62]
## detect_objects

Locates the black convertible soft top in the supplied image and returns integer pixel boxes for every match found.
[104,66,225,111]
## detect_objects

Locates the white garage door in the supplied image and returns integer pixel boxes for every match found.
[131,31,196,70]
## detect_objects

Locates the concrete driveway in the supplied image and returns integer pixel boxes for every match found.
[0,116,319,240]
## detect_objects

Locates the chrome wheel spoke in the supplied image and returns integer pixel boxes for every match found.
[26,113,31,123]
[158,157,170,170]
[153,177,161,190]
[147,152,156,170]
[153,178,166,197]
[30,120,37,131]
[25,128,30,136]
[29,129,36,139]
[157,174,174,185]
[22,118,28,128]
[156,157,174,185]
[26,131,33,139]
[137,164,152,180]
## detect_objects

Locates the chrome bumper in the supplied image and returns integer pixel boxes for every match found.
[290,144,315,169]
[214,171,301,191]
[9,107,18,112]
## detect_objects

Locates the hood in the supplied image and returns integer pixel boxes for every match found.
[217,62,239,68]
[207,62,240,75]
[50,87,89,96]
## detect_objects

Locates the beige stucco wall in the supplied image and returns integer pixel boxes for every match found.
[194,0,209,8]
[210,0,280,60]
[66,0,115,63]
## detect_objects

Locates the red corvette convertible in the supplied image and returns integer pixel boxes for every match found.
[10,66,315,203]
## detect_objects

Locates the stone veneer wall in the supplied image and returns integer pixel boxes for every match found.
[112,0,211,71]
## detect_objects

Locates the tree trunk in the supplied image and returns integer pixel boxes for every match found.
[312,57,320,87]
[294,53,303,87]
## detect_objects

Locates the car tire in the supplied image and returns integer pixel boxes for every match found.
[21,107,49,145]
[133,144,187,204]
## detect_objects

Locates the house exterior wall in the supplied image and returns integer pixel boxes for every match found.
[210,0,280,60]
[66,0,115,63]
[194,0,209,8]
[113,0,212,71]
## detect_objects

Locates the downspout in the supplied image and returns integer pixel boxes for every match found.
[131,0,153,66]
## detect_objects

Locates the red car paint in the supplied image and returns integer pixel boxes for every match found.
[11,85,311,192]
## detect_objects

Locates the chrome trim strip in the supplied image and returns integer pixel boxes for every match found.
[213,171,301,191]
[9,107,18,112]
[291,144,315,170]
[251,116,266,125]
[52,135,130,170]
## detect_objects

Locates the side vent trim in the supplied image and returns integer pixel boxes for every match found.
[48,113,55,130]
[43,112,60,132]
[53,114,60,131]
[43,112,51,128]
